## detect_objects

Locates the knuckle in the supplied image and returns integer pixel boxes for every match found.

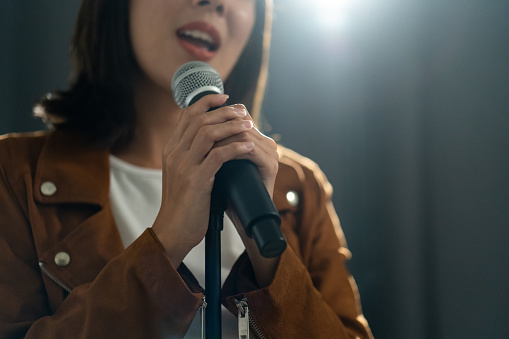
[208,148,227,164]
[199,125,216,140]
[194,113,209,127]
[267,137,278,150]
[181,106,197,121]
[235,132,251,143]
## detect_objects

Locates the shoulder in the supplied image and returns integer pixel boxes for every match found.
[276,144,332,194]
[0,131,50,177]
[274,144,333,210]
[0,131,51,215]
[0,130,49,148]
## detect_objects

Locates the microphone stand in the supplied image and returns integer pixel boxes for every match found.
[205,177,227,339]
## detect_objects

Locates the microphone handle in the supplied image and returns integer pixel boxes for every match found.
[216,160,286,258]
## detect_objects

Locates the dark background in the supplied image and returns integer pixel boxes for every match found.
[1,1,508,338]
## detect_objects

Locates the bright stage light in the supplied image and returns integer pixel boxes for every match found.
[308,0,354,30]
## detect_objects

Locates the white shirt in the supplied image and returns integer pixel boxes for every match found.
[108,154,245,338]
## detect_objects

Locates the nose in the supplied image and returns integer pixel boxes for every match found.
[193,0,225,15]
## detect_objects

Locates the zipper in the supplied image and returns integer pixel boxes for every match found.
[235,298,249,339]
[39,261,72,293]
[200,296,207,339]
[234,298,265,339]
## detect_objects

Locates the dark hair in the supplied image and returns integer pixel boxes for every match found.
[35,0,273,151]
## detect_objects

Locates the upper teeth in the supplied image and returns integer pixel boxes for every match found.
[181,30,214,44]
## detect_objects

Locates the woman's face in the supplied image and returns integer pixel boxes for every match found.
[129,0,256,94]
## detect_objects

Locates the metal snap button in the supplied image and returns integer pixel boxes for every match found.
[54,251,71,267]
[286,191,299,207]
[40,181,57,196]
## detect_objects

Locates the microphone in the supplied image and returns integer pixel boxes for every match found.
[171,61,287,258]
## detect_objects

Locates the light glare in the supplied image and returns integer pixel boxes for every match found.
[307,0,354,30]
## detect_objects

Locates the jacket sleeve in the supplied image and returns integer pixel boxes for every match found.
[222,161,373,339]
[0,142,203,338]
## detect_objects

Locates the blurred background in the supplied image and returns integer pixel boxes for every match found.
[1,0,508,338]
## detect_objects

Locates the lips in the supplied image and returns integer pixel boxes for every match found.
[176,22,221,61]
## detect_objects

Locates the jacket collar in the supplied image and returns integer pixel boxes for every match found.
[31,130,299,212]
[33,130,110,206]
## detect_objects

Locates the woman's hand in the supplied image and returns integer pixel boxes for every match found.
[151,94,279,272]
[213,103,281,288]
[211,107,279,200]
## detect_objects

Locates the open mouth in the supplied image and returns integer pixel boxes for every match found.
[176,22,221,61]
[177,29,219,52]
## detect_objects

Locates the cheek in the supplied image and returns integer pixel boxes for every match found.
[217,4,256,79]
[234,6,256,46]
[129,1,173,71]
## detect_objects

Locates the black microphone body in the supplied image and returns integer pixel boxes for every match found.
[173,61,286,258]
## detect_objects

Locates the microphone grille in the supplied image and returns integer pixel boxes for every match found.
[171,61,224,108]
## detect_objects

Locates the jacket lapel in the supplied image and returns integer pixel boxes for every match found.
[31,131,124,291]
[33,130,110,206]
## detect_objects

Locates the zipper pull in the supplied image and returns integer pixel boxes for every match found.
[235,298,250,339]
[200,296,207,339]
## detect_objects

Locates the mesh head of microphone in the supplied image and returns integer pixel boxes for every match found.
[171,61,224,108]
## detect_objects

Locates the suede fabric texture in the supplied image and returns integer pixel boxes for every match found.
[0,130,372,338]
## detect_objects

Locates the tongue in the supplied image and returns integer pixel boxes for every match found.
[179,35,211,51]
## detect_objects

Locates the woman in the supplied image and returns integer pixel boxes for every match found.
[0,0,372,338]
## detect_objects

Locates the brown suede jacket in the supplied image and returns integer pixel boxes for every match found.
[0,130,372,338]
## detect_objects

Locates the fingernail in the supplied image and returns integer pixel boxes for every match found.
[244,142,254,150]
[235,106,247,117]
[243,120,253,129]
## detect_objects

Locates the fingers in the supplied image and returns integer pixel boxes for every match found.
[183,107,251,160]
[232,132,279,179]
[213,119,278,164]
[157,96,271,263]
[201,140,255,174]
[194,121,251,153]
[209,118,279,196]
[172,94,231,142]
[169,98,246,150]
[166,94,278,186]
